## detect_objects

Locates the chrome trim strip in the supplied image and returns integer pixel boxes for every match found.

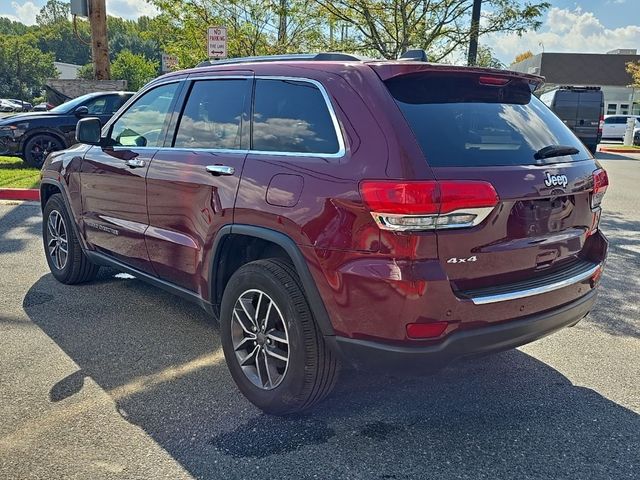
[469,264,600,305]
[371,207,494,231]
[105,76,346,159]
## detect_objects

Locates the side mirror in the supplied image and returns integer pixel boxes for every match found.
[74,105,89,117]
[76,117,102,145]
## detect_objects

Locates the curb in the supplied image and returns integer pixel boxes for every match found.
[599,147,640,154]
[0,188,40,201]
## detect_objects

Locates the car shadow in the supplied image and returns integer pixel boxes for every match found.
[0,202,42,254]
[23,271,639,480]
[589,211,640,338]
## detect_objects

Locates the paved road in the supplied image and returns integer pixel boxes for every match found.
[1,153,638,480]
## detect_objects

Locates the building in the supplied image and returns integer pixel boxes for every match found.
[53,61,82,80]
[510,49,640,115]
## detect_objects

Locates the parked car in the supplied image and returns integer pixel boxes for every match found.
[0,91,133,167]
[40,53,608,414]
[539,86,604,153]
[0,99,19,112]
[32,102,54,112]
[7,99,33,111]
[602,115,640,141]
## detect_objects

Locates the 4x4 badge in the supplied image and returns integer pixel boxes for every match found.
[544,172,568,188]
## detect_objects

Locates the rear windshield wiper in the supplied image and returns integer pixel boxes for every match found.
[534,145,579,160]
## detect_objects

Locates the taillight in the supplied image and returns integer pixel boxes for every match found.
[598,115,604,134]
[360,180,499,231]
[591,168,608,209]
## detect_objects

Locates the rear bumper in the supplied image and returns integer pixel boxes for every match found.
[332,289,596,371]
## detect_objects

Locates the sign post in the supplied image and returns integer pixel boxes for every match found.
[208,26,228,60]
[161,53,178,73]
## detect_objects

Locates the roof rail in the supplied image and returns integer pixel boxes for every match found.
[196,52,372,68]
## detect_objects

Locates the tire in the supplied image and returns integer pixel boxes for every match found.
[23,134,64,168]
[43,193,99,284]
[220,258,339,414]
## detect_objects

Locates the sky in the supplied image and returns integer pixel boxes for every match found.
[1,0,639,64]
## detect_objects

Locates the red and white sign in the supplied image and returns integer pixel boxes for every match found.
[208,26,227,59]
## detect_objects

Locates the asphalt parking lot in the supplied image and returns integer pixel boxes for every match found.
[0,152,638,480]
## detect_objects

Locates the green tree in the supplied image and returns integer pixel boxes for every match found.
[77,63,95,80]
[36,0,70,26]
[0,36,56,100]
[110,50,159,90]
[36,20,92,64]
[147,0,326,67]
[0,17,30,35]
[476,45,503,69]
[314,0,550,60]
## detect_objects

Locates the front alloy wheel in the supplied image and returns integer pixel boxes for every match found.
[46,210,68,270]
[231,289,290,390]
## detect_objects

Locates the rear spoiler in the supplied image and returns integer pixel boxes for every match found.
[367,62,545,91]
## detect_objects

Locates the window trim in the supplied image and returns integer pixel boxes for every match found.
[102,75,347,158]
[101,79,187,149]
[249,76,346,158]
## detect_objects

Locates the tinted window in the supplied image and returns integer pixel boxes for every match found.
[174,79,248,149]
[252,79,339,154]
[386,74,589,167]
[109,83,179,147]
[604,117,616,124]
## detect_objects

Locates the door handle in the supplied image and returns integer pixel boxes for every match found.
[125,159,146,168]
[206,165,235,176]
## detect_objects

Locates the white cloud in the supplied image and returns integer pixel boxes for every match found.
[2,1,40,25]
[487,7,640,64]
[105,0,158,20]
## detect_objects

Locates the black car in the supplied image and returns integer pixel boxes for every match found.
[0,91,133,167]
[539,86,604,153]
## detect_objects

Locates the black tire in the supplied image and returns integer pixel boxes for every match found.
[220,258,339,414]
[23,134,64,168]
[43,193,99,284]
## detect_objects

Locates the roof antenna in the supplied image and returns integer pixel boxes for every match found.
[399,49,428,62]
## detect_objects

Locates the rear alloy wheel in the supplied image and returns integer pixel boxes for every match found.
[24,134,64,168]
[220,259,339,414]
[231,289,290,390]
[43,193,99,284]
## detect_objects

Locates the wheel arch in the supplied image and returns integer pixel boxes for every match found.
[40,178,88,250]
[211,225,335,337]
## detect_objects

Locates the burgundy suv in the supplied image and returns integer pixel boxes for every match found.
[40,53,609,414]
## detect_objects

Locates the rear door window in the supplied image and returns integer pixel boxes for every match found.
[385,74,589,167]
[174,79,249,150]
[251,79,340,154]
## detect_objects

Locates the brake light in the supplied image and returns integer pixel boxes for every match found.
[478,76,510,86]
[360,180,499,231]
[598,115,604,135]
[591,168,608,209]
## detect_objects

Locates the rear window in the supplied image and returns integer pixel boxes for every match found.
[386,74,590,167]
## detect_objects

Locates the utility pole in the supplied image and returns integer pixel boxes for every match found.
[467,0,482,66]
[88,0,110,79]
[277,0,287,46]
